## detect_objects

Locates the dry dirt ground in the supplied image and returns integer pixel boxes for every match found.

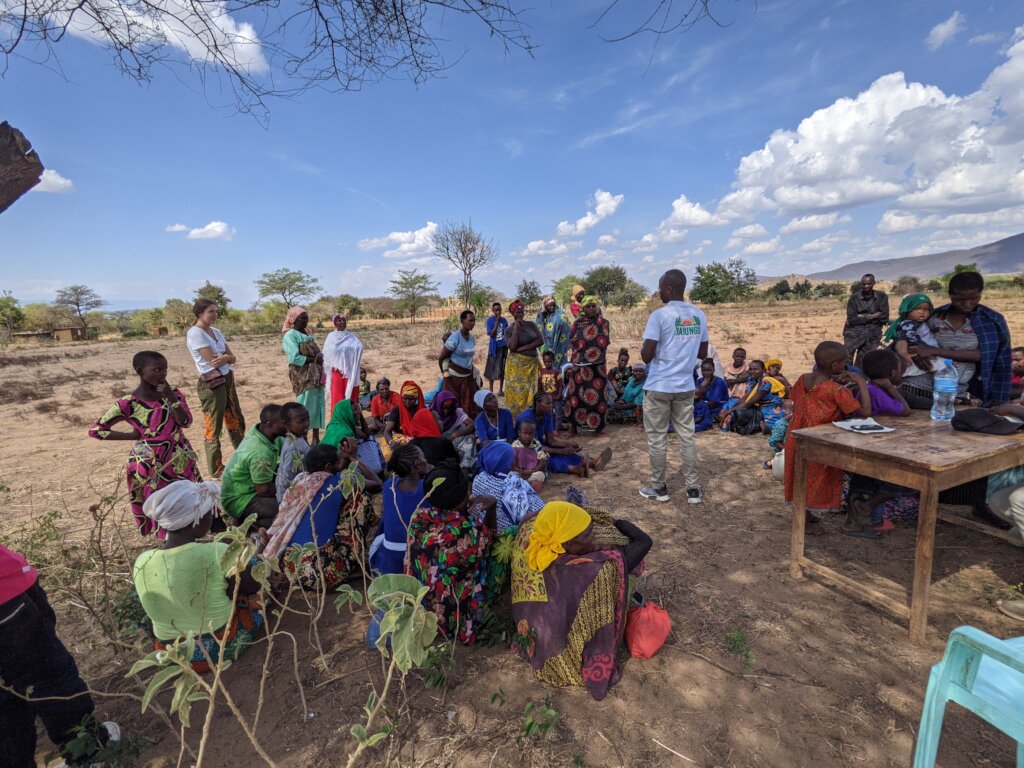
[3,297,1024,768]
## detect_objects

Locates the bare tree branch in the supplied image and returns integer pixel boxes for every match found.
[431,220,498,309]
[0,0,536,117]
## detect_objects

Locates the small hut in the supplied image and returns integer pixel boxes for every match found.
[52,327,86,342]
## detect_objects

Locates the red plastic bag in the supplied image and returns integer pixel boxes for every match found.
[625,602,671,659]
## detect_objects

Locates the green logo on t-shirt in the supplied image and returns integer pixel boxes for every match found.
[674,315,702,336]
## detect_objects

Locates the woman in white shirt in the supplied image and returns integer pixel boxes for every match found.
[186,299,246,477]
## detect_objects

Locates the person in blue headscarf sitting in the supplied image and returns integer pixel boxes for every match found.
[471,441,545,531]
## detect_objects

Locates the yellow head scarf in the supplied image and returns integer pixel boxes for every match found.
[571,284,585,297]
[766,358,782,369]
[581,295,600,308]
[525,502,591,572]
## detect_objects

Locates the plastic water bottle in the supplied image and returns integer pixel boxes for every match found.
[930,359,958,422]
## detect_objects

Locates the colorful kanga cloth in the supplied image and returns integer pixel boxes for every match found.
[154,592,264,674]
[567,314,611,432]
[510,517,629,701]
[406,501,493,644]
[89,391,201,537]
[783,377,861,509]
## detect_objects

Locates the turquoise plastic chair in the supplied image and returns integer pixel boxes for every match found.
[914,626,1024,767]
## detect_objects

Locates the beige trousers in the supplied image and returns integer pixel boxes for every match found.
[642,390,699,489]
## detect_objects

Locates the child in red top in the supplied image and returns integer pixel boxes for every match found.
[784,341,871,530]
[538,351,564,431]
[368,377,395,433]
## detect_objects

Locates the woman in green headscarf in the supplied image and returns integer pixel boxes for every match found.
[883,293,935,378]
[566,296,612,434]
[322,397,385,473]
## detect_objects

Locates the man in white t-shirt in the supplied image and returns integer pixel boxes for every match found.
[640,269,708,504]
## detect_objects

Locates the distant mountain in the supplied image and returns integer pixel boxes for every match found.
[806,233,1024,281]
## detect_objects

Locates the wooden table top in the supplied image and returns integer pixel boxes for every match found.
[791,410,1024,474]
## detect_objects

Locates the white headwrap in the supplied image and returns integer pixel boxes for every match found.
[142,480,221,532]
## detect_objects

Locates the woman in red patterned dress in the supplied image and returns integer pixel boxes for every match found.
[566,296,611,435]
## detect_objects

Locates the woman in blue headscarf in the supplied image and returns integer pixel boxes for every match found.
[471,441,545,531]
[536,296,571,369]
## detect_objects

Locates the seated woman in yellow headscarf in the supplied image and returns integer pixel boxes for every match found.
[510,502,651,701]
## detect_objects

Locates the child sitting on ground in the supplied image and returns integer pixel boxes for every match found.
[764,358,791,398]
[784,341,871,534]
[837,348,914,535]
[883,293,938,376]
[607,359,644,424]
[1012,346,1024,400]
[538,351,564,431]
[511,418,549,491]
[607,348,633,400]
[621,363,647,425]
[358,368,372,410]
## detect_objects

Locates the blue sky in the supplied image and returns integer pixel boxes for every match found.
[3,1,1023,308]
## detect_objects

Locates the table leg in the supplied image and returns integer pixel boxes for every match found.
[789,445,808,579]
[909,478,939,643]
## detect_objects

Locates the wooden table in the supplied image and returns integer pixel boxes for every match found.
[789,411,1024,643]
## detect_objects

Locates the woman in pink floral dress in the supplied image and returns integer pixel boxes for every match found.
[89,351,201,537]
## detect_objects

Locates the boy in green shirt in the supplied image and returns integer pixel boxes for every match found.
[220,404,288,527]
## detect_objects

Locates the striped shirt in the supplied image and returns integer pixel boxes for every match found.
[903,314,977,396]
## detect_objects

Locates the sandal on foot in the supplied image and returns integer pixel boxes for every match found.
[762,460,773,470]
[873,519,895,533]
[593,447,613,472]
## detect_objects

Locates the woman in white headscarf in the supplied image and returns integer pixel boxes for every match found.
[323,313,364,416]
[132,480,266,672]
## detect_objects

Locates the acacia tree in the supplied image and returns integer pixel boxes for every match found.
[388,270,439,323]
[54,284,104,328]
[255,269,323,306]
[515,279,542,307]
[689,258,757,304]
[0,292,25,338]
[194,281,231,310]
[432,221,498,309]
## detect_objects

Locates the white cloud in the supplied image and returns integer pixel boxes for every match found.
[580,248,609,262]
[66,0,268,75]
[712,30,1024,243]
[779,213,851,234]
[555,189,624,237]
[878,206,1024,234]
[597,233,618,246]
[730,223,768,239]
[742,237,781,255]
[186,221,236,241]
[659,194,725,228]
[926,11,965,52]
[164,220,236,240]
[968,33,1000,46]
[31,169,74,194]
[799,234,844,253]
[357,221,438,259]
[523,239,581,257]
[632,234,660,253]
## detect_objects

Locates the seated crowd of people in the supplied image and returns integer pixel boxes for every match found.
[8,269,1023,765]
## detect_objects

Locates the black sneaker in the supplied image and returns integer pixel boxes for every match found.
[686,488,702,504]
[639,485,670,502]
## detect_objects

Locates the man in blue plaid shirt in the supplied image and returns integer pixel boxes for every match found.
[910,271,1011,406]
